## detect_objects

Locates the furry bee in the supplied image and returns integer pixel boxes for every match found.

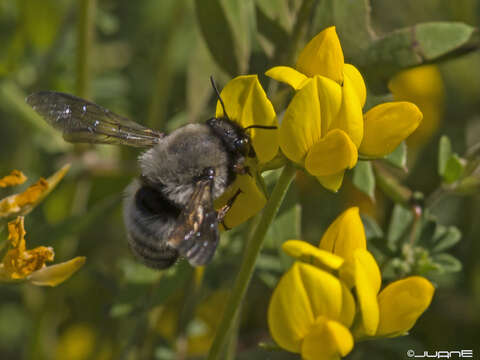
[26,79,275,269]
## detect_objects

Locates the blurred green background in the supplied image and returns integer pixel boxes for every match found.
[0,0,479,359]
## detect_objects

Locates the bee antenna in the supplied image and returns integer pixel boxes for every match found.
[244,125,278,130]
[210,76,230,121]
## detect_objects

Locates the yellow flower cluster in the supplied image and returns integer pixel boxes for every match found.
[267,27,423,191]
[268,207,434,360]
[0,165,85,286]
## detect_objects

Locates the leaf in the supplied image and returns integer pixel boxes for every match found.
[438,135,452,177]
[360,22,478,92]
[331,0,375,59]
[432,253,462,273]
[443,154,465,184]
[361,214,383,240]
[353,161,375,200]
[255,3,289,50]
[386,204,414,251]
[433,226,461,253]
[195,0,239,76]
[384,142,407,170]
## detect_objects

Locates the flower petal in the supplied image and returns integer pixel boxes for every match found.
[280,79,322,165]
[265,66,309,90]
[376,276,435,337]
[305,129,358,177]
[359,102,423,157]
[301,317,354,360]
[282,240,344,270]
[215,174,267,229]
[268,263,343,352]
[28,256,86,286]
[339,282,356,328]
[330,74,364,148]
[318,207,367,259]
[0,164,70,220]
[0,170,27,188]
[343,64,366,107]
[215,75,278,163]
[353,249,381,336]
[315,172,345,193]
[296,26,344,84]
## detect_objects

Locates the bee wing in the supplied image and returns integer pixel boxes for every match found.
[167,178,219,266]
[26,91,163,147]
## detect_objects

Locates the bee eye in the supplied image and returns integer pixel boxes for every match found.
[234,137,250,155]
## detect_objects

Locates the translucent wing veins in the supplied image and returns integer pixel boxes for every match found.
[26,91,163,147]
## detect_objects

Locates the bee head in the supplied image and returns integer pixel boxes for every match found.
[206,117,253,157]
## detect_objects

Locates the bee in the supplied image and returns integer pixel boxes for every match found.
[26,78,275,269]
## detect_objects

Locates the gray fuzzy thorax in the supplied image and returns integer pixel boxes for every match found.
[139,123,230,206]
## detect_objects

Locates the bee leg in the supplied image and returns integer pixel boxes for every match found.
[217,189,242,230]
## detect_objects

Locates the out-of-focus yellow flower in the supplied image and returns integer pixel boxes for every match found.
[275,207,434,356]
[0,216,85,286]
[388,65,444,148]
[214,75,278,228]
[55,323,96,360]
[266,27,423,191]
[268,262,355,360]
[0,164,71,220]
[0,170,27,188]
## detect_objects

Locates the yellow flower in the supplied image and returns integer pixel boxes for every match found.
[268,262,355,360]
[279,207,434,346]
[0,216,85,286]
[266,26,423,191]
[0,170,27,188]
[388,65,444,148]
[0,164,71,220]
[213,75,278,228]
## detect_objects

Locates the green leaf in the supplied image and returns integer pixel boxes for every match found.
[433,226,461,252]
[353,161,375,200]
[386,204,414,251]
[443,154,465,183]
[438,135,452,177]
[195,0,239,76]
[331,0,375,59]
[384,142,407,170]
[255,3,289,50]
[360,22,477,92]
[432,253,462,273]
[361,214,384,240]
[119,258,162,285]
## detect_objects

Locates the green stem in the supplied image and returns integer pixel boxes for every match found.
[206,163,297,360]
[76,0,96,98]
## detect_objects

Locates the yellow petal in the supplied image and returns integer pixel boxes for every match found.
[339,282,356,328]
[268,263,343,352]
[0,170,27,188]
[0,217,55,281]
[28,256,86,286]
[376,276,435,337]
[315,172,345,193]
[282,240,344,270]
[318,207,367,259]
[359,102,423,157]
[265,66,309,90]
[305,129,358,177]
[214,173,267,229]
[330,74,364,148]
[343,64,366,107]
[353,249,381,336]
[301,317,354,360]
[280,79,322,165]
[314,76,343,135]
[0,164,70,220]
[215,75,278,163]
[296,26,344,84]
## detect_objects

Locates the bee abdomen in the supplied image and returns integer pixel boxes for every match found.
[123,181,181,269]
